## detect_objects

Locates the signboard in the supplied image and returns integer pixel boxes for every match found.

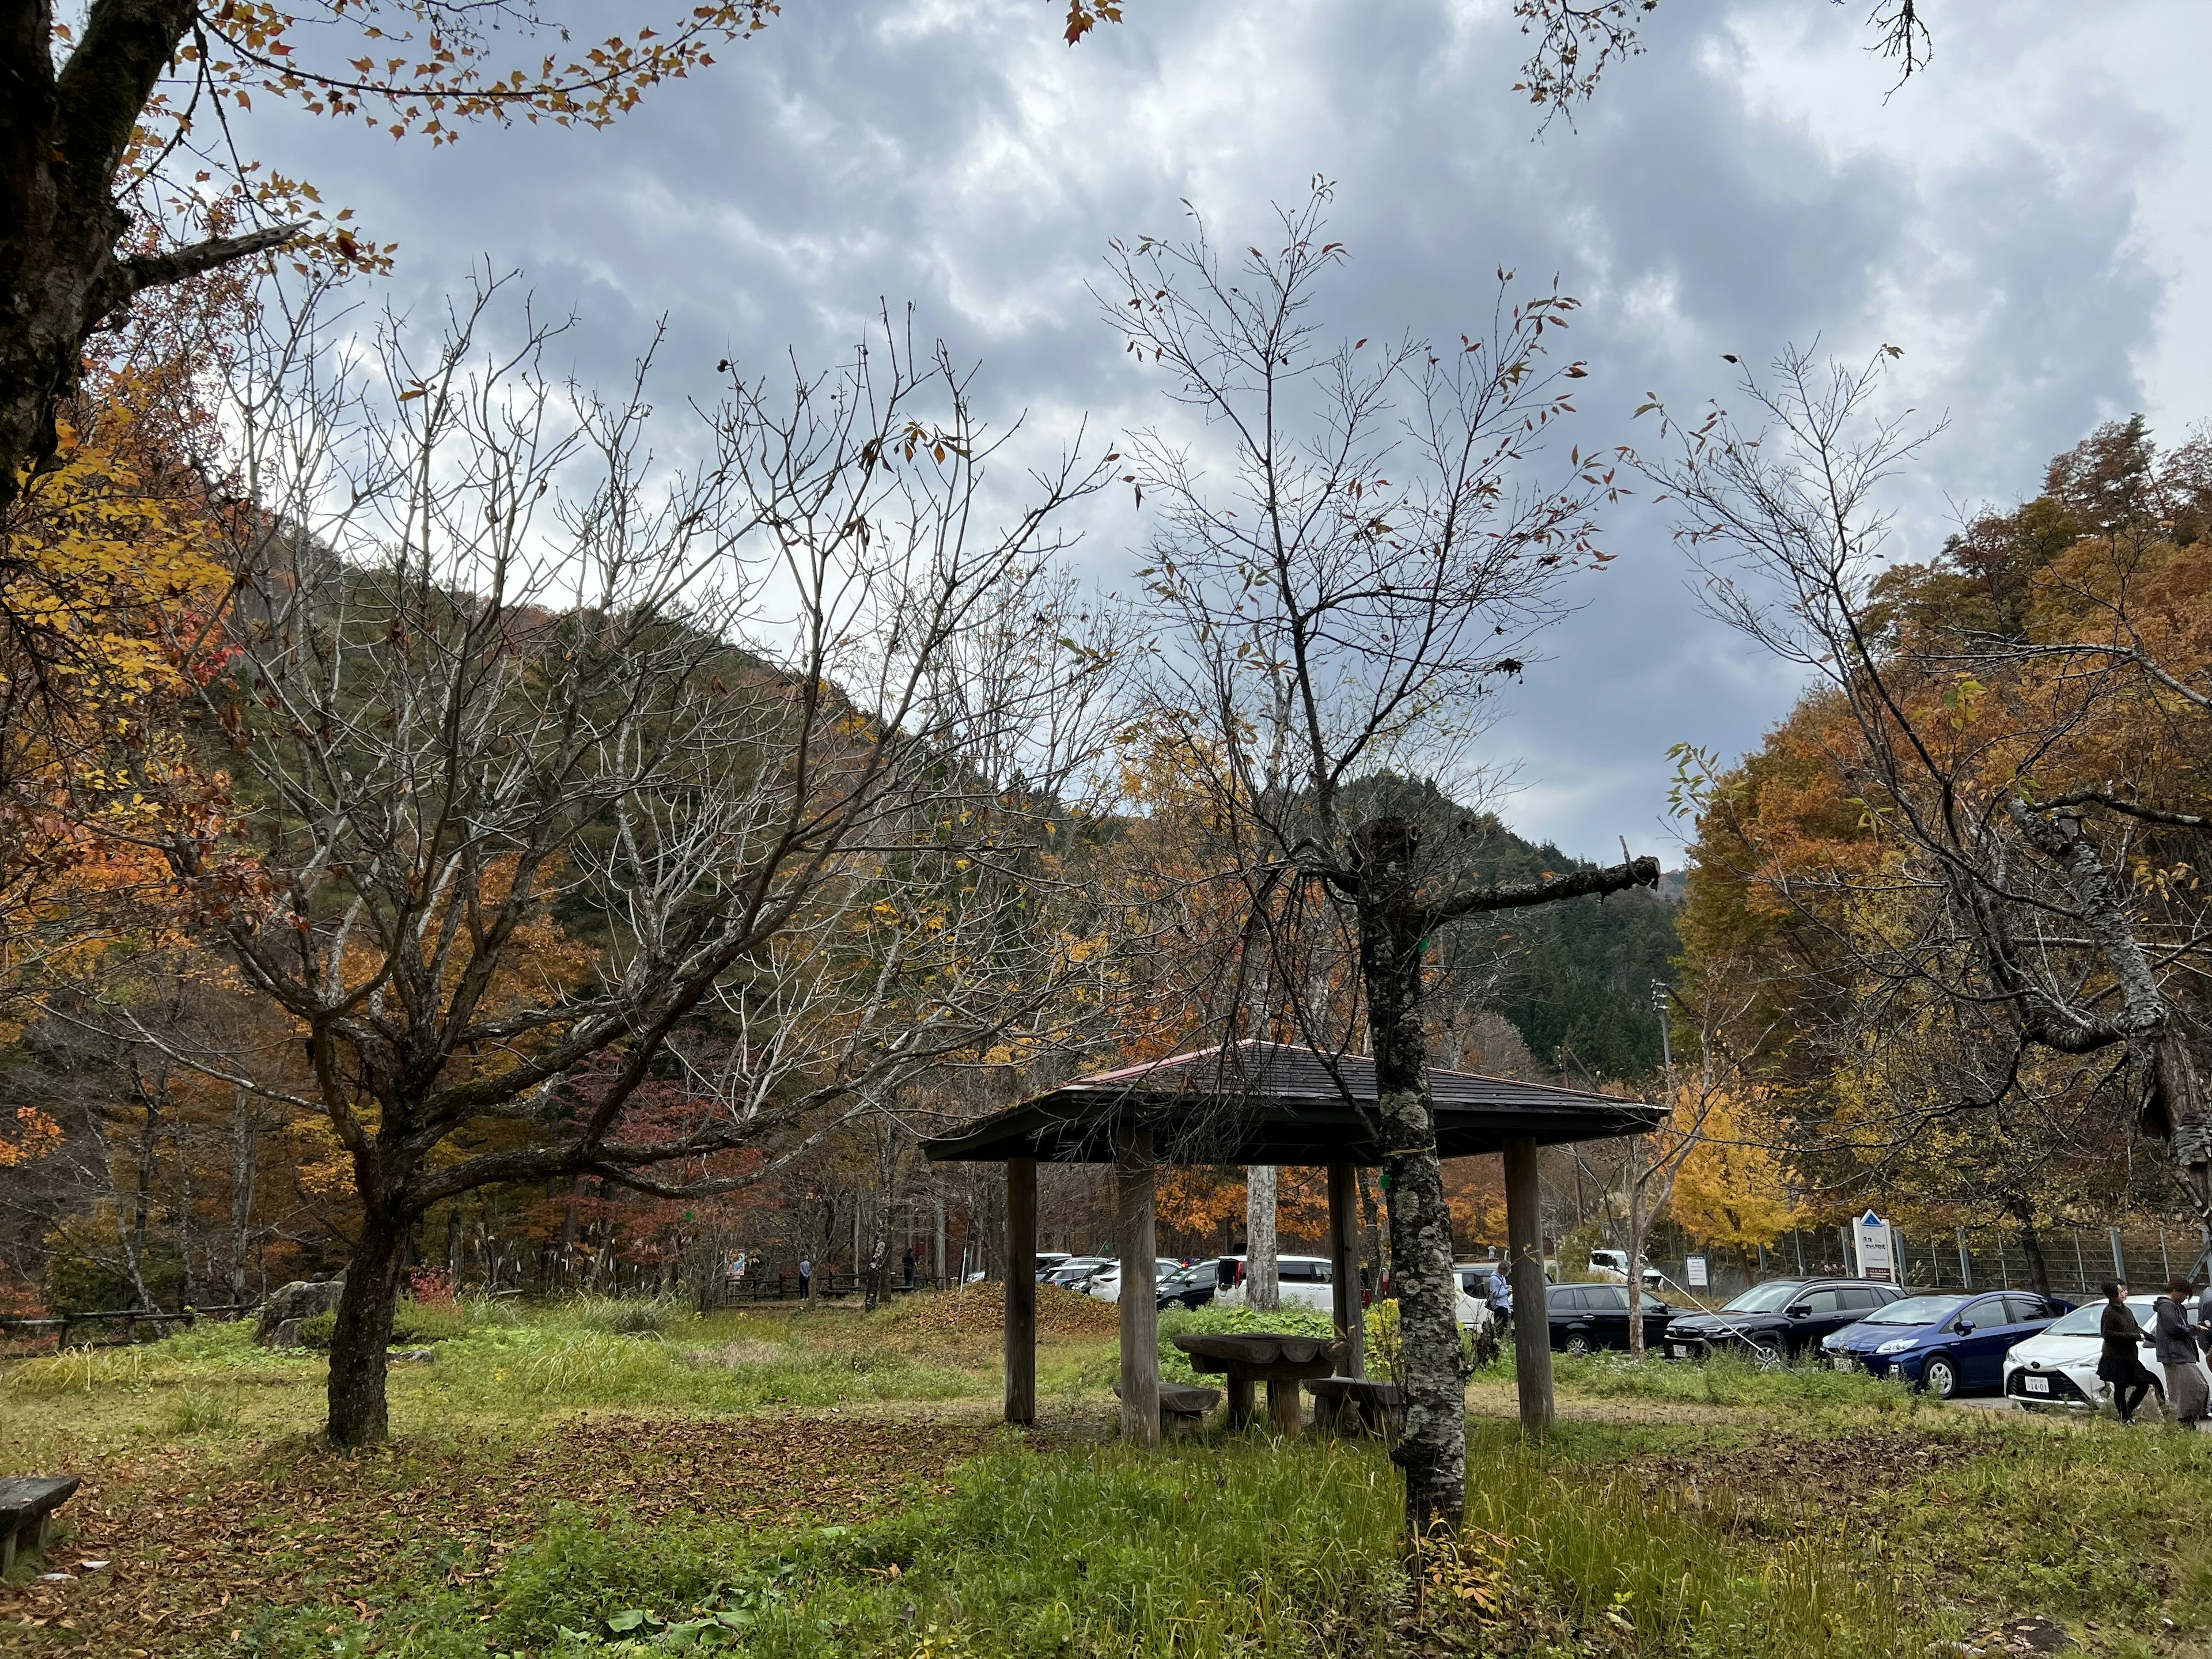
[1685,1254,1710,1289]
[1853,1210,1897,1282]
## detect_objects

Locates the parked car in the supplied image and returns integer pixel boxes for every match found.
[1157,1259,1220,1311]
[1547,1282,1675,1353]
[1587,1249,1666,1289]
[1215,1255,1338,1312]
[1085,1259,1183,1304]
[1044,1257,1111,1293]
[1661,1278,1910,1365]
[1455,1261,1503,1300]
[1034,1252,1072,1281]
[2002,1294,2207,1411]
[1820,1290,2070,1397]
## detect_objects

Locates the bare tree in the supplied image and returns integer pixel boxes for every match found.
[1104,185,1657,1530]
[124,277,1116,1443]
[1640,347,2212,1253]
[1513,0,1933,124]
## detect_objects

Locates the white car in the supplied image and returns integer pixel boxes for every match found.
[2001,1294,2209,1411]
[1588,1248,1666,1289]
[1084,1259,1183,1304]
[1043,1256,1112,1293]
[1216,1254,1339,1312]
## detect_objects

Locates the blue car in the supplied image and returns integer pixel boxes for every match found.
[1821,1290,2072,1398]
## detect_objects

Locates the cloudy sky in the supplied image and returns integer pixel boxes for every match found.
[238,0,2212,862]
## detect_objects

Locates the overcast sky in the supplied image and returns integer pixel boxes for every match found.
[240,0,2212,862]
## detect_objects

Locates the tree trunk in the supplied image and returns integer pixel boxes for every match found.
[864,1191,889,1312]
[228,1092,260,1305]
[328,1210,409,1446]
[1353,818,1465,1534]
[1245,1164,1279,1310]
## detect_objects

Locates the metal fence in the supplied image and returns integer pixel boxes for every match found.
[702,1269,962,1306]
[1639,1224,2203,1305]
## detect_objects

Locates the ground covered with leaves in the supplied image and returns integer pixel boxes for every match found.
[2,1296,2208,1657]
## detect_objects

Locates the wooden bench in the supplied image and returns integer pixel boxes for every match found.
[0,1476,81,1574]
[1114,1381,1222,1432]
[1306,1376,1403,1436]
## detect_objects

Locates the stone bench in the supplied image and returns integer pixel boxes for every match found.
[0,1476,82,1574]
[1306,1376,1403,1436]
[1114,1381,1222,1432]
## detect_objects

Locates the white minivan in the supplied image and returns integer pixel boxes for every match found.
[1217,1255,1338,1311]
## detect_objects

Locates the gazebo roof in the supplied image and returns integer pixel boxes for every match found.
[920,1039,1662,1166]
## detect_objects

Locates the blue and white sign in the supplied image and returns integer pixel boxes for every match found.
[1852,1210,1898,1282]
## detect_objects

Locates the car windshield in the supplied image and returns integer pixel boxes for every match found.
[1861,1294,1968,1327]
[1721,1281,1806,1313]
[2043,1298,2154,1337]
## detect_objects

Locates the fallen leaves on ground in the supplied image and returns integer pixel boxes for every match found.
[884,1283,1119,1338]
[0,1414,987,1656]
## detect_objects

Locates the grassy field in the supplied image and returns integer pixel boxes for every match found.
[2,1293,2207,1657]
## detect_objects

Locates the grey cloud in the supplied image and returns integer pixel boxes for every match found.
[230,0,2175,858]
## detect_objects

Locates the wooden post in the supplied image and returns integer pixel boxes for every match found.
[1005,1158,1037,1425]
[1327,1161,1363,1377]
[1266,1374,1302,1437]
[1116,1124,1161,1445]
[1503,1135,1553,1434]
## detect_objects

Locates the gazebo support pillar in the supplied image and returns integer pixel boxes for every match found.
[1327,1161,1363,1377]
[1005,1156,1037,1425]
[1504,1135,1554,1433]
[1116,1124,1160,1445]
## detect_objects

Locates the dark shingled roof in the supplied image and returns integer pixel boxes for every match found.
[921,1040,1661,1166]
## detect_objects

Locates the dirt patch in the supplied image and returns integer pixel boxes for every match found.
[0,1414,988,1656]
[1618,1425,1982,1535]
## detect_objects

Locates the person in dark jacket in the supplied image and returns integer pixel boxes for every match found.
[2099,1280,2162,1424]
[2153,1278,2209,1428]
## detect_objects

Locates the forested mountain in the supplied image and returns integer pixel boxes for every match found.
[1436,817,1681,1085]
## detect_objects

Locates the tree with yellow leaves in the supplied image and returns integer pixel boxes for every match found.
[1666,1081,1800,1282]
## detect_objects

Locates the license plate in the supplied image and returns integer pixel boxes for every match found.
[1831,1357,1853,1372]
[2022,1376,2050,1394]
[1669,1344,1688,1359]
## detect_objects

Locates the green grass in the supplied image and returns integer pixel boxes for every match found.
[10,1300,2212,1656]
[1547,1347,1931,1411]
[222,1425,1922,1658]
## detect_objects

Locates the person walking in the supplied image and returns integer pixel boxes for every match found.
[798,1256,813,1300]
[2099,1280,2161,1423]
[2153,1278,2208,1429]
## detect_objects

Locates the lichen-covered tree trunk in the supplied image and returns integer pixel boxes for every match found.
[1245,1164,1279,1310]
[327,1209,408,1446]
[1353,821,1465,1534]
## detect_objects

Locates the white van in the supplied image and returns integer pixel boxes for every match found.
[1217,1255,1338,1312]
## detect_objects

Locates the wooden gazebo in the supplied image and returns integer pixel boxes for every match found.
[921,1040,1662,1440]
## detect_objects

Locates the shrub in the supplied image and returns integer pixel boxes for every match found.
[165,1387,241,1435]
[296,1301,470,1351]
[570,1295,688,1338]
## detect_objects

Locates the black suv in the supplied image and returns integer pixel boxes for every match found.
[1661,1278,1908,1364]
[1546,1282,1675,1354]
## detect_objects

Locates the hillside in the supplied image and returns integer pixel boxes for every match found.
[1437,816,1681,1085]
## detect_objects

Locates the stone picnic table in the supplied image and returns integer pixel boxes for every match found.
[1172,1332,1336,1435]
